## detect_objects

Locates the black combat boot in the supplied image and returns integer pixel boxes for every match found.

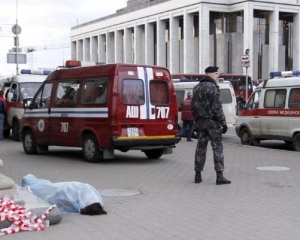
[216,171,231,185]
[195,171,202,183]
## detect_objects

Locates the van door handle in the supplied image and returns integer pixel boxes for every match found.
[254,116,258,118]
[151,108,155,115]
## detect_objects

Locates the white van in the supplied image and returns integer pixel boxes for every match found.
[174,79,237,135]
[235,70,300,151]
[0,69,50,140]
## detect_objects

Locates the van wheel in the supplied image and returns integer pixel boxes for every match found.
[22,130,37,154]
[240,128,253,145]
[12,120,20,141]
[293,134,300,152]
[82,134,103,163]
[144,149,164,159]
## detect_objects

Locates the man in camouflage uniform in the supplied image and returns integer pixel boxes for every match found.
[191,66,231,185]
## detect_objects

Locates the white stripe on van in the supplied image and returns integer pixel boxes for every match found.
[23,107,108,118]
[138,67,147,120]
[146,67,155,120]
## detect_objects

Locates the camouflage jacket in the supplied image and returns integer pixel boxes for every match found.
[191,76,226,124]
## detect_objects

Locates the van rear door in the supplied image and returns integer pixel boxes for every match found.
[219,82,237,127]
[115,65,178,141]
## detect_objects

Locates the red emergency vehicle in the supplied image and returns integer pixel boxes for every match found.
[172,73,253,100]
[20,61,180,162]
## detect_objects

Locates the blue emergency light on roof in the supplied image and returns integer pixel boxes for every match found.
[270,70,300,78]
[65,60,106,67]
[20,69,51,75]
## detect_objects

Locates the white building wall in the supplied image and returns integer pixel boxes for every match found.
[70,0,300,78]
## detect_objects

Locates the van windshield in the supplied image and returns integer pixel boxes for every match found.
[20,82,43,99]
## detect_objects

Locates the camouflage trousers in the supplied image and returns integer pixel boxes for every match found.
[194,119,224,172]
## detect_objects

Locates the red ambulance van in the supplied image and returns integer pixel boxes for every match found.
[20,61,180,162]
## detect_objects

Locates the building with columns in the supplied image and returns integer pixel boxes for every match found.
[70,0,300,80]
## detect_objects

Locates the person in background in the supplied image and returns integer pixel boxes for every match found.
[0,90,7,140]
[179,91,194,141]
[236,89,245,114]
[191,66,231,185]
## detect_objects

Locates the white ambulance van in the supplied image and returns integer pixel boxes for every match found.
[174,79,237,136]
[0,69,50,140]
[235,70,300,151]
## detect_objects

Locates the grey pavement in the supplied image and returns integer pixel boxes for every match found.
[0,138,300,239]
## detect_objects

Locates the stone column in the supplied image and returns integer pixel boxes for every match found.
[99,34,106,63]
[91,35,98,62]
[84,37,90,61]
[157,19,166,67]
[293,11,300,70]
[199,5,210,73]
[184,11,193,73]
[145,22,154,65]
[170,15,180,73]
[134,25,145,64]
[78,39,83,61]
[243,2,254,78]
[106,32,115,63]
[124,28,133,63]
[71,40,76,60]
[115,30,123,63]
[269,6,279,73]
